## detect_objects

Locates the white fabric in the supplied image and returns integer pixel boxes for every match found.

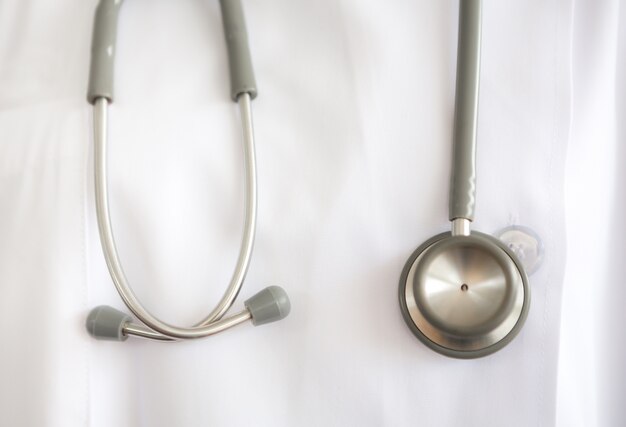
[556,1,626,426]
[0,0,621,426]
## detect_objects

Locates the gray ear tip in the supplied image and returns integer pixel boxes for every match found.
[266,286,291,317]
[86,305,131,341]
[245,286,291,326]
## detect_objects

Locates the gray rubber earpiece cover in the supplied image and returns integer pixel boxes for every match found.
[87,0,124,104]
[219,0,258,101]
[245,286,291,326]
[86,305,131,341]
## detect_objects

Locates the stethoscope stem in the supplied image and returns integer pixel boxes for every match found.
[451,218,471,236]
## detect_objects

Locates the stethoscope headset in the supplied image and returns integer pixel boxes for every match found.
[85,0,291,342]
[398,0,530,358]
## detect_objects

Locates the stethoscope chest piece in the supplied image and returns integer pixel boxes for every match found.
[398,0,532,358]
[399,232,530,358]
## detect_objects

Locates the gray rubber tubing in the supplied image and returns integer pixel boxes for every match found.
[219,0,258,101]
[86,0,257,104]
[449,0,481,221]
[87,0,124,104]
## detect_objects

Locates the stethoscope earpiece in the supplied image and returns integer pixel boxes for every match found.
[244,286,292,326]
[86,305,132,342]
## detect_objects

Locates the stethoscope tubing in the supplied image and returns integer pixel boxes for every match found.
[450,0,481,226]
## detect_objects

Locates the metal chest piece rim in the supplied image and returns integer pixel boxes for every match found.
[398,231,530,359]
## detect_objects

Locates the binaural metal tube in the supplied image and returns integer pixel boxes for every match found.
[197,92,257,325]
[123,310,252,341]
[449,0,481,222]
[93,93,257,340]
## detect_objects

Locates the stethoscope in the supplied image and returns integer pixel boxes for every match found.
[85,0,290,342]
[398,0,531,358]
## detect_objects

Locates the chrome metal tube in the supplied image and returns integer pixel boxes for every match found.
[197,92,257,325]
[123,309,252,341]
[451,218,471,236]
[93,93,257,340]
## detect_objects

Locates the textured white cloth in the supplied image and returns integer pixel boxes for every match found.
[0,0,621,426]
